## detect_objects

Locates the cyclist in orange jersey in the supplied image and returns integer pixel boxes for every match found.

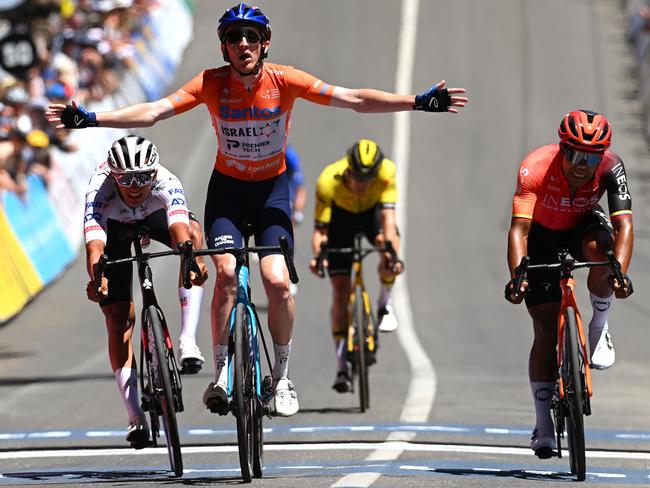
[47,3,468,417]
[504,109,633,459]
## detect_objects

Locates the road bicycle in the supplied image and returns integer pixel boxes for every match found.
[94,226,191,477]
[513,249,630,481]
[316,233,398,412]
[179,232,298,483]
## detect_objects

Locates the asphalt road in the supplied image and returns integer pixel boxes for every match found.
[1,1,650,487]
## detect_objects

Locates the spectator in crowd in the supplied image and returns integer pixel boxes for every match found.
[0,0,157,197]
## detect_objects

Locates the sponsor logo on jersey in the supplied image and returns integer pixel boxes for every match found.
[541,194,600,209]
[218,105,281,120]
[85,201,106,209]
[168,188,184,196]
[611,162,631,201]
[220,119,280,138]
[260,89,280,100]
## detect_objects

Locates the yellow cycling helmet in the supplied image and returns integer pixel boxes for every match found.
[347,139,383,180]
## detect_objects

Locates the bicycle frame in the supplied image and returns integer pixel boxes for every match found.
[556,274,593,400]
[180,236,297,481]
[346,235,376,357]
[225,255,269,401]
[133,239,177,381]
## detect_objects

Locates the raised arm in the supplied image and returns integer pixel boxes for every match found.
[330,80,468,114]
[46,98,176,129]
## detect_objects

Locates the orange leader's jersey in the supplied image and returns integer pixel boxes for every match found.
[511,144,632,230]
[166,63,335,181]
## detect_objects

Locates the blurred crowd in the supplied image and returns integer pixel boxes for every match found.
[628,0,650,142]
[0,0,156,196]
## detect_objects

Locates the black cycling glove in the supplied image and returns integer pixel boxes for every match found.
[61,104,98,128]
[413,85,452,112]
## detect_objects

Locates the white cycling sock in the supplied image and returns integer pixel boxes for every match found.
[272,340,291,380]
[588,292,613,353]
[334,337,347,372]
[178,286,204,345]
[114,367,142,422]
[377,284,393,310]
[530,381,555,434]
[213,344,228,385]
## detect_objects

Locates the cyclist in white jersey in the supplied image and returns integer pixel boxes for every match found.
[84,135,208,448]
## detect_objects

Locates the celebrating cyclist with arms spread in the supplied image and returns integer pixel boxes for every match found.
[85,135,208,448]
[504,110,633,458]
[309,139,404,392]
[48,3,468,417]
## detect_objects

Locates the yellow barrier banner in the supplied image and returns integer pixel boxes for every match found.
[0,205,43,323]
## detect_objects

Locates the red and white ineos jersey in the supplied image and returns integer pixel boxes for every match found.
[512,144,632,230]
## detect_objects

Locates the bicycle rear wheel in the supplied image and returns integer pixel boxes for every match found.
[563,306,586,481]
[145,305,183,477]
[234,302,254,482]
[354,287,369,412]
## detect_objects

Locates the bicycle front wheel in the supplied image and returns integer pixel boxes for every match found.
[563,306,586,481]
[145,305,183,477]
[354,287,369,412]
[252,400,264,478]
[234,302,254,483]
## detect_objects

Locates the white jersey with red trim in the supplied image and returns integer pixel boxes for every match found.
[84,161,190,244]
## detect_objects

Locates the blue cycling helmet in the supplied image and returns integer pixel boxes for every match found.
[217,3,271,43]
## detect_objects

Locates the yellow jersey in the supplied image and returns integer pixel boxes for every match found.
[314,157,397,225]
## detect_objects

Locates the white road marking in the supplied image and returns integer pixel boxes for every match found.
[1,441,649,461]
[390,0,436,426]
[330,3,432,486]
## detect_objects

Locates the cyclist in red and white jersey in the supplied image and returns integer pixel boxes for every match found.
[504,110,634,458]
[48,3,468,417]
[85,135,208,448]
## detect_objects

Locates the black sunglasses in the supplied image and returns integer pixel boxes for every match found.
[113,171,156,187]
[224,27,262,45]
[563,147,603,168]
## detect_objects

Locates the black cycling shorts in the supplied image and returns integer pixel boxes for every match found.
[101,209,199,306]
[524,205,613,308]
[204,170,293,258]
[325,204,397,276]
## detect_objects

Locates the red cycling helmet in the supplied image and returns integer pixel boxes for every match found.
[558,109,612,153]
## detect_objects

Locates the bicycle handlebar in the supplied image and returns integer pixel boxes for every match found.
[512,249,632,297]
[92,247,180,292]
[316,240,400,277]
[178,235,299,286]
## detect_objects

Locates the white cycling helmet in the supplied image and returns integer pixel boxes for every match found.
[107,135,159,173]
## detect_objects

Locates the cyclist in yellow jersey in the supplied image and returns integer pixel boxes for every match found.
[309,139,404,392]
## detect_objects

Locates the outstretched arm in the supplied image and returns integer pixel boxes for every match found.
[46,98,176,129]
[330,80,468,114]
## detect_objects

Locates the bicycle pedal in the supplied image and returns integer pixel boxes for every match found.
[129,437,152,450]
[179,360,202,375]
[534,446,557,460]
[263,404,272,418]
[140,397,150,412]
[207,403,230,416]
